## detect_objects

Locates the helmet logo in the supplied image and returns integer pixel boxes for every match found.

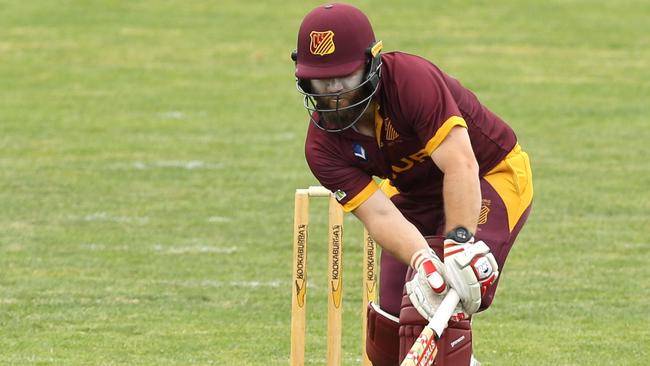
[309,30,335,56]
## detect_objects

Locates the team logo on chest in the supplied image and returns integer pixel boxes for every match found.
[309,30,335,56]
[384,117,399,141]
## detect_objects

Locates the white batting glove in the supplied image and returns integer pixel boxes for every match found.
[406,248,466,321]
[443,238,499,315]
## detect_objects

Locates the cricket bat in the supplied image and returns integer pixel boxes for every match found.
[400,289,460,366]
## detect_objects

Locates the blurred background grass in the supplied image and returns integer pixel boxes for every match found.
[0,0,648,364]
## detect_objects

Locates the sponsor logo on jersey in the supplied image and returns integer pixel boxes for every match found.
[309,30,335,56]
[353,143,367,161]
[334,189,347,201]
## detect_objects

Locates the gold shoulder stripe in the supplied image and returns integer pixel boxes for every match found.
[342,181,379,212]
[424,116,468,156]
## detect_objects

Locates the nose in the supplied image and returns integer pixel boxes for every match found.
[325,78,344,93]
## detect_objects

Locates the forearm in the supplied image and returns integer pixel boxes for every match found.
[430,126,482,234]
[363,209,427,265]
[353,190,428,265]
[442,166,481,233]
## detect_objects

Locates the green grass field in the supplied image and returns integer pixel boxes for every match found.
[1,0,648,365]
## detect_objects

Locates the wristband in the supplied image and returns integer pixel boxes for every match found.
[445,226,473,243]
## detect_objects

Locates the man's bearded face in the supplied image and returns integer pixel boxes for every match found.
[309,67,367,130]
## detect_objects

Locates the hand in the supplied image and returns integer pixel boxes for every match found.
[405,248,466,321]
[443,238,499,315]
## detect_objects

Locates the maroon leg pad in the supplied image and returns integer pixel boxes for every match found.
[366,302,401,366]
[399,292,473,365]
[434,320,472,366]
[399,252,472,365]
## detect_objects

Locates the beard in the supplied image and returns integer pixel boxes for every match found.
[313,87,370,131]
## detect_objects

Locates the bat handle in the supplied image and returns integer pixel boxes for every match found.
[429,289,460,337]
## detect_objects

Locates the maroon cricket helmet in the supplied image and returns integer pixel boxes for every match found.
[294,3,377,79]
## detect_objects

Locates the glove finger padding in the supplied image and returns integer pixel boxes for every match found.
[444,240,499,315]
[406,251,466,321]
[405,273,439,319]
[410,248,447,294]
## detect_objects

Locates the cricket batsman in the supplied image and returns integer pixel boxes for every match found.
[291,3,533,365]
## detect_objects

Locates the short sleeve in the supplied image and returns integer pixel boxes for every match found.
[390,57,468,155]
[305,125,378,212]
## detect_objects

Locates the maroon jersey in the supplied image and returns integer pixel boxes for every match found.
[305,52,517,212]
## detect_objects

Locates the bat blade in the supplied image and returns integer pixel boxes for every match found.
[402,326,437,366]
[400,289,461,366]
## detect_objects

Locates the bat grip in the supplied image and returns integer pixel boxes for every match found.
[429,289,460,338]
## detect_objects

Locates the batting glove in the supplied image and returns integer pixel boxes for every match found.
[443,238,499,315]
[406,248,466,321]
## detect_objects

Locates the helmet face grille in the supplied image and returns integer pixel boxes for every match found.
[296,57,382,133]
